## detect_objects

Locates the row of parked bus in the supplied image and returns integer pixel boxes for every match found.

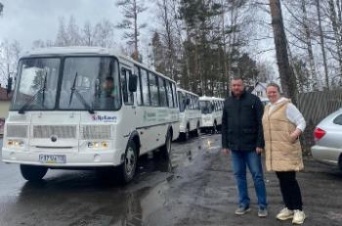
[177,88,224,140]
[1,47,225,184]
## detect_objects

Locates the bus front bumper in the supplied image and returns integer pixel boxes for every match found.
[1,147,124,167]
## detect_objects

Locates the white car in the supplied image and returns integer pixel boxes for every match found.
[311,108,342,170]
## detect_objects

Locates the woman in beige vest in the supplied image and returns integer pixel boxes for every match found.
[262,83,306,225]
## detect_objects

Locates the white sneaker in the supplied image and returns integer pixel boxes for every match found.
[292,210,306,224]
[276,207,294,221]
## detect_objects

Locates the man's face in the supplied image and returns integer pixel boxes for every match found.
[104,80,114,90]
[231,79,244,96]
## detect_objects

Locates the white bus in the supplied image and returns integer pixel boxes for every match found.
[1,47,180,184]
[199,96,225,134]
[177,87,201,140]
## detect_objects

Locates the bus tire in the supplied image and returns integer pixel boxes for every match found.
[160,131,172,160]
[212,122,217,134]
[195,123,201,137]
[20,165,48,182]
[184,127,190,141]
[117,140,138,184]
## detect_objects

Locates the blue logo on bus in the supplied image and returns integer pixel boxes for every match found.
[92,115,117,122]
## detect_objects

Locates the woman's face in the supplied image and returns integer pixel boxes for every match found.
[266,86,281,103]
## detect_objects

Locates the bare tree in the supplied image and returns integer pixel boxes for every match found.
[54,16,115,48]
[0,40,21,91]
[256,60,275,83]
[55,17,70,46]
[327,0,342,82]
[66,16,81,46]
[0,2,3,16]
[301,0,318,90]
[116,0,147,61]
[81,21,97,46]
[315,0,330,89]
[154,0,182,81]
[269,0,297,102]
[93,20,115,48]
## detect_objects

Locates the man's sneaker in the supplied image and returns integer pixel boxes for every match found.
[292,210,306,224]
[276,207,294,220]
[235,206,251,215]
[258,207,268,218]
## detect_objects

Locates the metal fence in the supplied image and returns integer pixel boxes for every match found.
[297,89,342,154]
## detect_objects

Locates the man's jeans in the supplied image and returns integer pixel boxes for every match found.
[231,150,267,209]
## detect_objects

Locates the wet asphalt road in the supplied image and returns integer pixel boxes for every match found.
[0,135,342,226]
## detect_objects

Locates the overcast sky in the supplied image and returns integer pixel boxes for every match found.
[0,0,278,80]
[0,0,143,51]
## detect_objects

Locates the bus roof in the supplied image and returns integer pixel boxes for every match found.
[177,87,199,97]
[20,46,119,58]
[199,96,224,101]
[20,46,176,84]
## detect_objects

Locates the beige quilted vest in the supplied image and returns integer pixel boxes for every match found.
[262,99,304,172]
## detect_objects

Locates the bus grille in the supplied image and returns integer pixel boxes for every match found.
[81,125,112,140]
[33,125,77,139]
[6,125,28,138]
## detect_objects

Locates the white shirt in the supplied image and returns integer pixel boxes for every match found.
[268,97,306,132]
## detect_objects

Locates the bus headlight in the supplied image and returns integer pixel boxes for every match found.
[87,141,108,149]
[7,139,24,147]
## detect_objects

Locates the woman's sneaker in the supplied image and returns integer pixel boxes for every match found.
[292,210,306,224]
[276,207,294,220]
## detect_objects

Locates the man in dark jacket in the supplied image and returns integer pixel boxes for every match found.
[222,77,268,217]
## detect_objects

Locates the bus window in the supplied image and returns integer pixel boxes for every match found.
[121,68,130,104]
[159,77,167,107]
[140,69,150,106]
[149,73,159,107]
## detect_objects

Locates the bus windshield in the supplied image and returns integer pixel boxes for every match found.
[199,100,213,114]
[11,56,121,112]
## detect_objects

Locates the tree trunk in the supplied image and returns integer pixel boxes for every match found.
[269,0,297,103]
[301,0,318,90]
[328,0,342,82]
[315,0,330,89]
[133,0,139,61]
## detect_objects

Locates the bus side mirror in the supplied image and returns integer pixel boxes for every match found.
[186,98,190,105]
[129,73,138,92]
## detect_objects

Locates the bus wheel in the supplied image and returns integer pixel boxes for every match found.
[212,123,217,134]
[20,165,48,182]
[118,140,138,184]
[195,123,201,137]
[160,131,172,160]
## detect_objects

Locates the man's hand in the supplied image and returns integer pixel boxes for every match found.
[256,147,263,154]
[222,148,230,155]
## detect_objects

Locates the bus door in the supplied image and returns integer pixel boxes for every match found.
[120,67,137,136]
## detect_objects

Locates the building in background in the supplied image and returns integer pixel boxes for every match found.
[0,85,12,135]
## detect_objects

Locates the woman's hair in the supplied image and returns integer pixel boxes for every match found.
[267,82,281,92]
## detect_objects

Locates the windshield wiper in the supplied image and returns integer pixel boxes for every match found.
[18,72,48,114]
[69,72,94,114]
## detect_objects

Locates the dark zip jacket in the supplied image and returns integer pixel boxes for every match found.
[221,91,265,151]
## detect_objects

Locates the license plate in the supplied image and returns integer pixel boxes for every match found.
[39,154,66,164]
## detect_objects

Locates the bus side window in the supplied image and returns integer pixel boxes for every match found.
[121,68,133,105]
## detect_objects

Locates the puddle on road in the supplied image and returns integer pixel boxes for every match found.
[0,135,223,225]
